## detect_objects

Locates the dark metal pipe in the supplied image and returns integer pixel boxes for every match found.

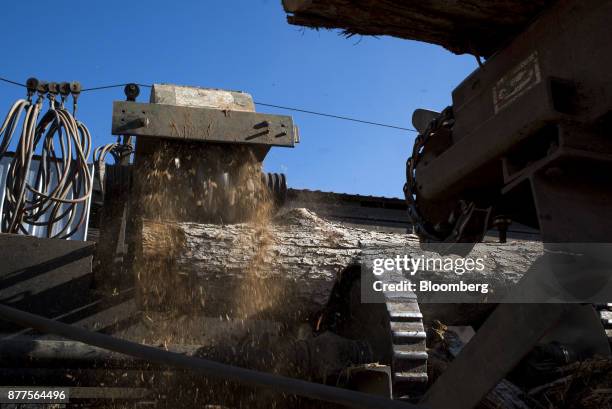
[0,338,200,368]
[0,304,423,409]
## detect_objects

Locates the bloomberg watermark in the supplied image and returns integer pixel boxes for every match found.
[361,243,612,304]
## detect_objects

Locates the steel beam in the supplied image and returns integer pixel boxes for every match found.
[420,303,568,409]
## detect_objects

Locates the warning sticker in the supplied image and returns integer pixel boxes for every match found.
[493,52,541,114]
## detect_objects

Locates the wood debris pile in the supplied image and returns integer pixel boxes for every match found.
[428,322,612,409]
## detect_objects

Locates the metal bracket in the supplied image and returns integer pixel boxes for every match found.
[112,101,296,147]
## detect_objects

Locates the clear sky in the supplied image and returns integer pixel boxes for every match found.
[0,0,476,198]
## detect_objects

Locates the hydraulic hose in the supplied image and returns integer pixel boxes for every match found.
[0,80,93,238]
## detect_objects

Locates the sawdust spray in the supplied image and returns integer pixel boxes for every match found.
[135,140,280,319]
[121,140,290,407]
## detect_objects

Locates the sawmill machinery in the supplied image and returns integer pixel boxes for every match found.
[402,0,612,407]
[0,81,431,407]
[276,0,612,403]
[95,84,299,287]
[2,0,612,407]
[106,84,295,220]
[402,0,612,250]
[99,83,431,400]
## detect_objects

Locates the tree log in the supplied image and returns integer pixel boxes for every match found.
[139,208,541,325]
[282,0,554,56]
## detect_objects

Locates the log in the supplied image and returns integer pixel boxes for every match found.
[282,0,554,56]
[138,208,541,324]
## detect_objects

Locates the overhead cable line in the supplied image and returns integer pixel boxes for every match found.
[81,83,152,92]
[0,77,416,132]
[252,102,416,131]
[0,76,27,88]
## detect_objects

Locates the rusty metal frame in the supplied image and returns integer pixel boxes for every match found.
[112,101,297,147]
[415,0,612,202]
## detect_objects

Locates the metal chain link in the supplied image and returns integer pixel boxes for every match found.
[403,107,476,243]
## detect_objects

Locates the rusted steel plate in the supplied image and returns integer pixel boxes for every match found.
[112,101,296,147]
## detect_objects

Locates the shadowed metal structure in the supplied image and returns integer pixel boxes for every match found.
[0,303,420,409]
[285,0,612,408]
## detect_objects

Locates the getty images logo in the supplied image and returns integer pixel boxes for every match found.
[372,255,486,276]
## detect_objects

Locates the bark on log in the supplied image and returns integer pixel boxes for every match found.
[282,0,554,56]
[139,208,542,325]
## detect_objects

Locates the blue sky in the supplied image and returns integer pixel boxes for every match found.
[0,0,476,198]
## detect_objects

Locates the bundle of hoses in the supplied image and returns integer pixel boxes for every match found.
[0,80,93,239]
[93,138,133,197]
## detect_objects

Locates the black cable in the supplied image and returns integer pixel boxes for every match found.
[1,77,415,132]
[0,76,27,88]
[254,101,417,132]
[81,83,152,92]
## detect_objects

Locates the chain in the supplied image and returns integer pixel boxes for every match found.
[403,107,477,244]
